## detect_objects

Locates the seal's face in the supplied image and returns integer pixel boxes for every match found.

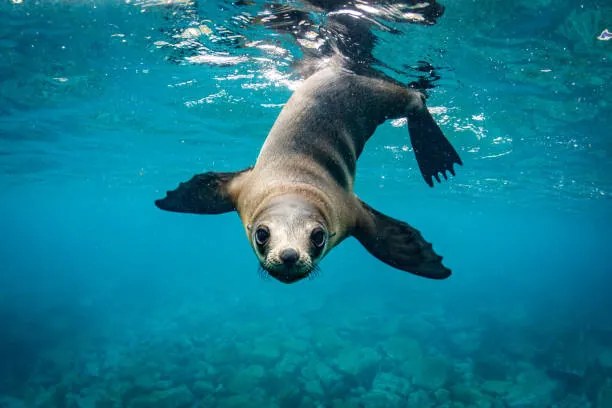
[248,197,329,283]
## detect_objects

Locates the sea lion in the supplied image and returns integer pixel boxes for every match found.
[155,1,461,283]
[155,59,462,283]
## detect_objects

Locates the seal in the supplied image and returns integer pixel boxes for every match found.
[155,59,462,283]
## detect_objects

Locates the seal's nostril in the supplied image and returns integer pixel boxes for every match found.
[279,248,299,265]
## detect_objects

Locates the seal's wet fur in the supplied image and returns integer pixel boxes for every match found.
[156,1,462,283]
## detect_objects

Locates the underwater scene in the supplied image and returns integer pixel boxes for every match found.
[0,0,611,407]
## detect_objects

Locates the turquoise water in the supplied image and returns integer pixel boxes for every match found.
[0,0,611,407]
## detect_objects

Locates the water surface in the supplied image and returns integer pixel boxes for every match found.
[0,1,611,407]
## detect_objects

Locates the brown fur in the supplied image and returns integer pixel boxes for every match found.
[156,62,457,282]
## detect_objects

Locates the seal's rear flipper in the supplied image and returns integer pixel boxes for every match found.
[408,107,462,187]
[155,169,251,214]
[353,200,451,279]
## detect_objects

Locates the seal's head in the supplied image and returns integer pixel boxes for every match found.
[248,195,330,283]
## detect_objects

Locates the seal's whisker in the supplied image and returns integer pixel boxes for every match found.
[257,264,271,281]
[307,264,322,281]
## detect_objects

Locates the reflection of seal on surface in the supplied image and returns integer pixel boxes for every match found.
[156,0,462,283]
[155,59,461,283]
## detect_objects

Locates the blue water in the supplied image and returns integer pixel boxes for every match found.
[1,0,611,407]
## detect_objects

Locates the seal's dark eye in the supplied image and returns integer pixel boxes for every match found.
[310,227,326,249]
[255,226,270,246]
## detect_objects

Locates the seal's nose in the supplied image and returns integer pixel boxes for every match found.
[279,248,299,265]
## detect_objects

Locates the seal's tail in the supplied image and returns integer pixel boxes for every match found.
[407,106,462,187]
[257,1,445,77]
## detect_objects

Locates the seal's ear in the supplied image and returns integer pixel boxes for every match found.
[155,169,251,214]
[353,200,451,279]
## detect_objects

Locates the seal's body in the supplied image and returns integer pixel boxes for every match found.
[156,63,462,283]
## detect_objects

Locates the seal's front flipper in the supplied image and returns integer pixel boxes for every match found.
[353,200,451,279]
[408,107,462,187]
[155,169,250,214]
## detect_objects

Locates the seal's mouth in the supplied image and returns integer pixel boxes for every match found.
[270,270,307,284]
[259,262,314,284]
